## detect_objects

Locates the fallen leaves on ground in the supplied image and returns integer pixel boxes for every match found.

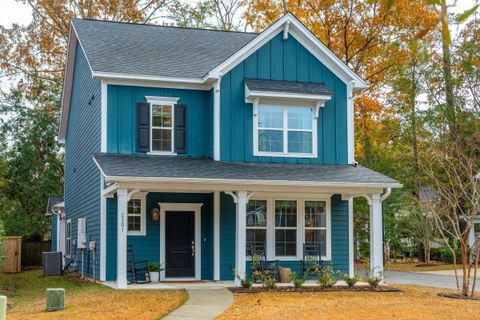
[217,285,480,320]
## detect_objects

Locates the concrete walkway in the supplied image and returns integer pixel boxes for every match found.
[164,288,234,320]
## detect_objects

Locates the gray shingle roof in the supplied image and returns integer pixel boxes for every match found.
[245,78,332,96]
[93,153,400,186]
[72,19,258,78]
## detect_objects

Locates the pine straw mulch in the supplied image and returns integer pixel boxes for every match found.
[7,289,187,320]
[228,286,401,293]
[217,285,480,320]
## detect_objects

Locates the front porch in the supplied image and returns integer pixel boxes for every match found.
[94,154,401,288]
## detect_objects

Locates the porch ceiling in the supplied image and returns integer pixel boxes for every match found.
[93,153,401,192]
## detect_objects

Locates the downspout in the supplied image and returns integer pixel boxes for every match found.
[380,187,392,268]
[213,76,222,161]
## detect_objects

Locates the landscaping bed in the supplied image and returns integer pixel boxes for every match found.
[228,286,401,293]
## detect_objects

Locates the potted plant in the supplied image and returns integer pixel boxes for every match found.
[148,262,162,282]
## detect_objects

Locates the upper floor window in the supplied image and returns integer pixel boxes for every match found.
[151,104,173,153]
[255,105,316,157]
[144,96,180,155]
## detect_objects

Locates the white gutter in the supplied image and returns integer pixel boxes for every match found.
[101,174,403,189]
[380,187,392,201]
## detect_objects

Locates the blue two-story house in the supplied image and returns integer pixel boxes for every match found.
[54,13,401,288]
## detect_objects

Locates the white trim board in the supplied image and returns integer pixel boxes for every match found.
[159,203,203,281]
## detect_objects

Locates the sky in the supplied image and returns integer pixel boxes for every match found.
[0,0,477,28]
[0,0,477,92]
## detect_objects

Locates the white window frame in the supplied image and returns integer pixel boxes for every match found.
[246,200,268,256]
[146,96,179,155]
[253,103,318,158]
[66,219,72,258]
[273,199,299,259]
[127,192,147,236]
[247,194,331,261]
[303,199,331,260]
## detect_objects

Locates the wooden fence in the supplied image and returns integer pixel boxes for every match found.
[21,240,51,267]
[0,237,22,273]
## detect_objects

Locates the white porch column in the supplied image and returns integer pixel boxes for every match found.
[116,188,128,289]
[235,191,247,285]
[213,191,220,281]
[370,194,384,278]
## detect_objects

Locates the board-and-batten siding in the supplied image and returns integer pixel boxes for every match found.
[105,192,214,281]
[64,42,102,279]
[220,32,348,164]
[220,193,350,280]
[106,85,213,157]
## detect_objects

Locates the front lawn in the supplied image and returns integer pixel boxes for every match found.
[217,285,480,320]
[386,261,456,272]
[0,269,187,320]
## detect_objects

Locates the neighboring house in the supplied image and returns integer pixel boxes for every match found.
[46,196,65,255]
[56,13,401,288]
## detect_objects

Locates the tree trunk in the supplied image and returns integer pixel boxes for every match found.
[440,0,457,136]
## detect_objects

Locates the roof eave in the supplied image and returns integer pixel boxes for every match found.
[101,174,403,189]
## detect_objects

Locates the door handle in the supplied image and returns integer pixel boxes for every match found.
[191,242,195,256]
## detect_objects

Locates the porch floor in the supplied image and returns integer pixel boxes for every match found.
[102,280,370,290]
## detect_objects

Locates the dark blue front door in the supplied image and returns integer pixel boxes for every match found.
[165,211,195,277]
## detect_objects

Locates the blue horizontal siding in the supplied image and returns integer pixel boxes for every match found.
[220,32,348,164]
[64,43,101,279]
[51,216,57,251]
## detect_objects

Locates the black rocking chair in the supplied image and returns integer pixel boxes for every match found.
[248,244,280,282]
[301,243,324,277]
[127,245,151,284]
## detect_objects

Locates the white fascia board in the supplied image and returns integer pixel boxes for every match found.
[103,175,403,189]
[204,14,291,80]
[204,13,367,90]
[92,71,205,85]
[102,78,212,91]
[287,19,367,89]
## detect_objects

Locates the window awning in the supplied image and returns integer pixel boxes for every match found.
[244,79,332,118]
[245,78,331,100]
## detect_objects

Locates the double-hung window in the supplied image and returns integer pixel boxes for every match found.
[304,201,327,257]
[246,200,267,256]
[151,104,174,153]
[66,219,72,257]
[256,105,315,157]
[127,196,146,236]
[274,200,297,257]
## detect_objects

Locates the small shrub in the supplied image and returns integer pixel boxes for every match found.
[148,262,161,272]
[317,265,338,288]
[367,268,383,289]
[262,276,276,289]
[260,269,276,289]
[241,277,253,289]
[367,276,381,288]
[289,271,305,288]
[342,273,359,287]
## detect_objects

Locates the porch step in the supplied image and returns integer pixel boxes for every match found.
[164,288,233,320]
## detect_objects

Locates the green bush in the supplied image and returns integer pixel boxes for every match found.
[439,247,465,263]
[317,265,338,288]
[289,271,305,288]
[241,277,253,289]
[342,273,360,287]
[148,262,161,272]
